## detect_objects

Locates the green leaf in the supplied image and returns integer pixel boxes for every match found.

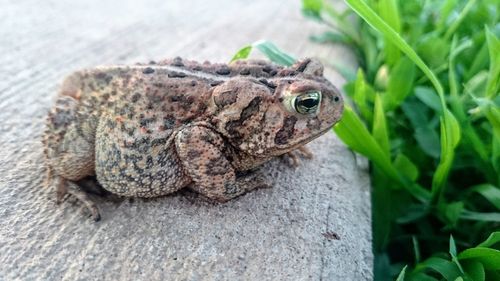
[333,106,395,178]
[414,126,441,159]
[431,110,461,201]
[450,235,465,275]
[465,43,489,81]
[492,128,500,177]
[415,257,462,281]
[460,210,500,222]
[477,232,500,248]
[413,235,421,263]
[437,0,458,29]
[383,58,416,111]
[373,94,390,156]
[470,184,500,209]
[465,71,489,97]
[353,69,374,122]
[444,201,465,227]
[310,31,351,44]
[231,41,296,66]
[302,0,323,21]
[396,265,407,281]
[450,235,458,257]
[462,260,485,281]
[378,0,401,66]
[414,87,442,113]
[417,35,449,69]
[230,45,252,62]
[409,272,440,281]
[394,154,419,182]
[253,40,296,66]
[458,248,500,270]
[395,203,428,224]
[443,0,477,40]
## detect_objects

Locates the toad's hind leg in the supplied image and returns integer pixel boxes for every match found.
[43,81,101,220]
[51,174,101,221]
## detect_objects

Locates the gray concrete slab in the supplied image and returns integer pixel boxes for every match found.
[0,0,372,280]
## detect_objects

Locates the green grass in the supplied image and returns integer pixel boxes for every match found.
[233,0,499,280]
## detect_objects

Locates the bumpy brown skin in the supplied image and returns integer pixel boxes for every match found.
[42,57,344,221]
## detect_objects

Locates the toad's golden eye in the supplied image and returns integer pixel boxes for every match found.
[293,91,321,115]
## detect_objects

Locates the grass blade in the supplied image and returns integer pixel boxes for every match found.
[470,184,500,209]
[230,41,296,66]
[477,232,500,248]
[396,265,407,281]
[373,93,390,155]
[485,26,500,99]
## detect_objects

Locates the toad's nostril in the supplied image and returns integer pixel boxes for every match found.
[334,96,340,102]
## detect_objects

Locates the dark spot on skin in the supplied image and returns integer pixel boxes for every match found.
[143,67,155,74]
[206,157,230,175]
[140,117,155,127]
[163,116,176,129]
[225,96,262,140]
[168,71,187,78]
[187,150,201,159]
[190,80,197,87]
[172,57,184,67]
[151,137,167,147]
[192,65,202,71]
[170,95,183,102]
[240,96,261,121]
[239,69,250,75]
[148,93,164,103]
[96,72,113,84]
[149,60,157,65]
[106,119,116,129]
[131,93,141,103]
[145,156,154,169]
[258,79,276,91]
[279,70,298,77]
[214,90,237,108]
[102,93,110,100]
[262,65,277,76]
[275,116,297,145]
[216,67,231,75]
[210,81,223,87]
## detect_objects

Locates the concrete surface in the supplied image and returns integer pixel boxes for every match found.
[0,0,372,280]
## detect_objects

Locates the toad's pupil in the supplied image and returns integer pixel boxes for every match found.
[298,97,319,108]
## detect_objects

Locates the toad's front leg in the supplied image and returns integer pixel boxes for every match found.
[175,126,269,202]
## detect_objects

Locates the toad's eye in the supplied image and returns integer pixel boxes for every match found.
[293,91,321,115]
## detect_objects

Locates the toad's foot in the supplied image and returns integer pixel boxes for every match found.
[282,145,314,167]
[52,174,101,221]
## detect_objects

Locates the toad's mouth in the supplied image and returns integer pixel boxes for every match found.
[266,123,337,157]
